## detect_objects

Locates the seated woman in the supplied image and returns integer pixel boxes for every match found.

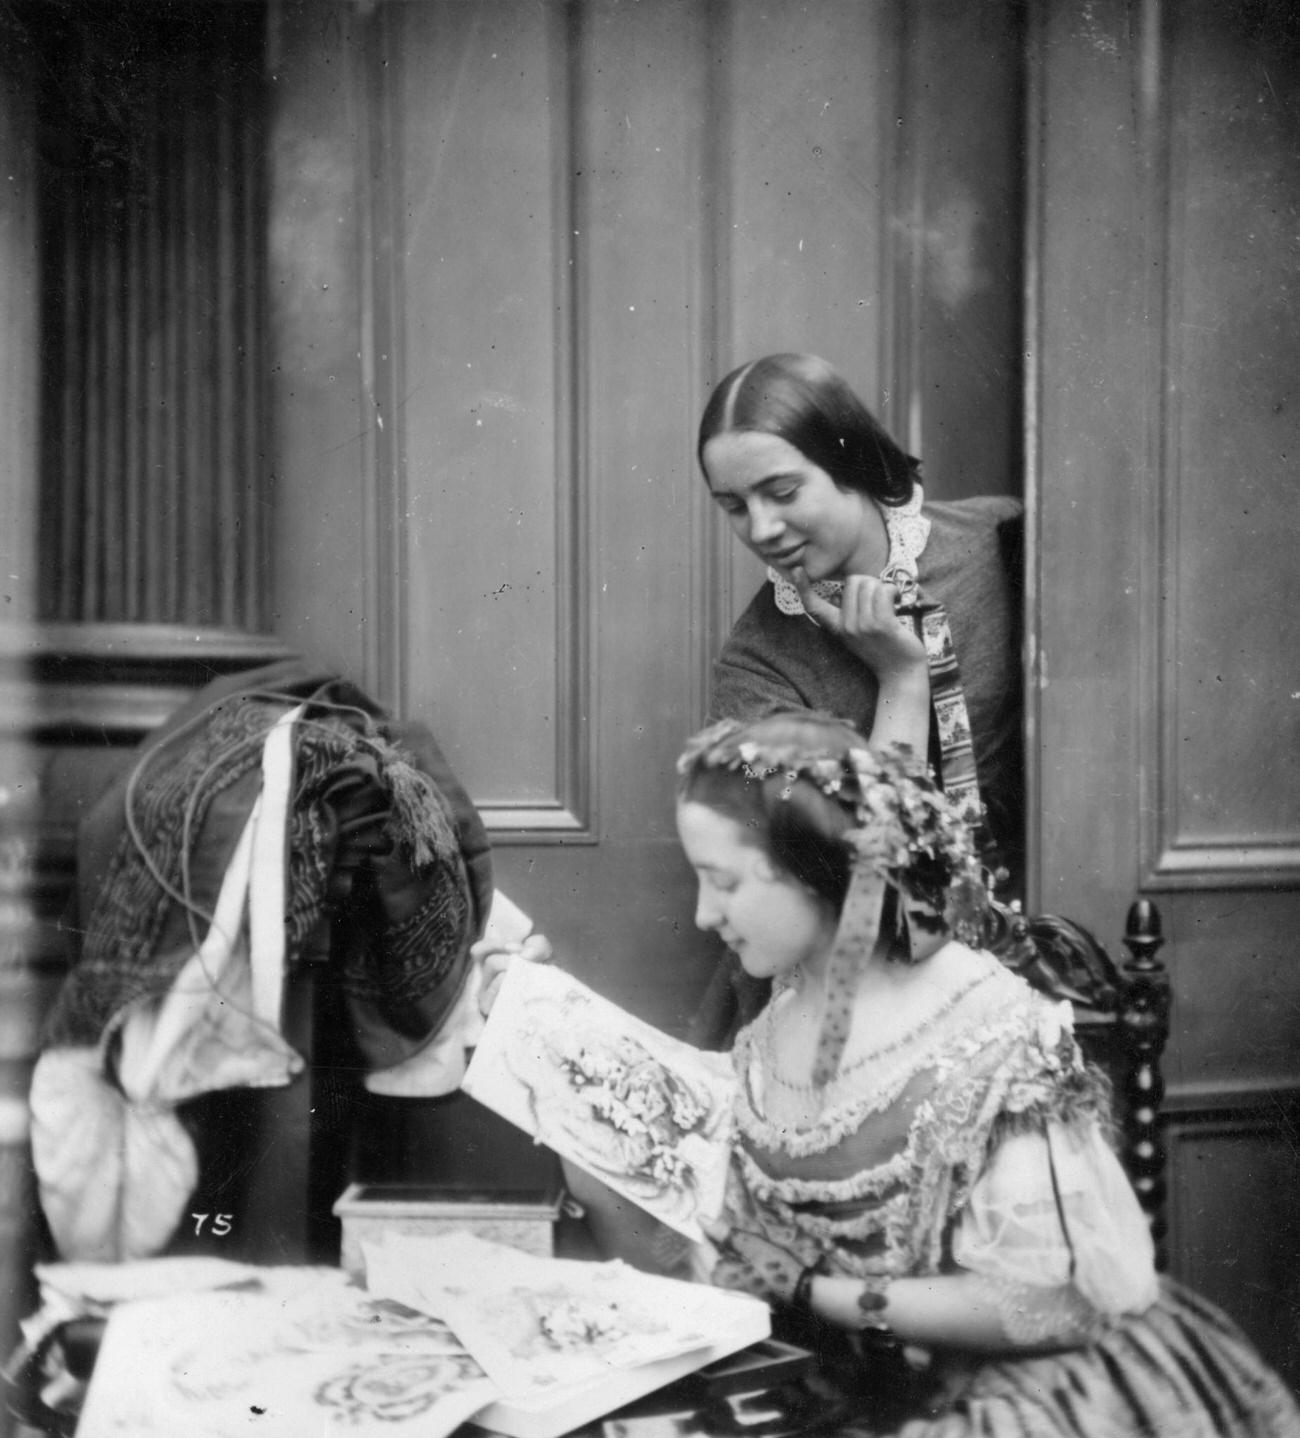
[695,353,1023,1044]
[675,710,1299,1437]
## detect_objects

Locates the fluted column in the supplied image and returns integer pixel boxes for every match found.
[37,4,268,630]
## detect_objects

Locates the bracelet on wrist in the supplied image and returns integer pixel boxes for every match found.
[791,1265,819,1312]
[856,1282,895,1337]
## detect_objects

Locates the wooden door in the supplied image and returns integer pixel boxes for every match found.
[1030,0,1300,1381]
[268,0,1025,1033]
[0,0,1027,1340]
[263,0,1025,1265]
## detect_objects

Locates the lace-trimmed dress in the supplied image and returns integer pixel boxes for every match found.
[711,944,1300,1437]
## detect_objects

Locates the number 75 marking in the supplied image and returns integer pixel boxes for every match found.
[191,1213,233,1237]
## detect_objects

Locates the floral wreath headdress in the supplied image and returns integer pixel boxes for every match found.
[677,715,990,1088]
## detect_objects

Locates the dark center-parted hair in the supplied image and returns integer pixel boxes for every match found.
[697,353,918,506]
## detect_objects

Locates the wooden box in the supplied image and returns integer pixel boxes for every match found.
[333,1180,566,1274]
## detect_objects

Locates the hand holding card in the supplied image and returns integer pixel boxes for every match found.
[462,965,736,1242]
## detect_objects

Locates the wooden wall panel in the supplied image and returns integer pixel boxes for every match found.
[1032,0,1300,1363]
[1034,0,1300,1083]
[0,15,39,626]
[394,0,583,831]
[1166,1094,1300,1388]
[33,5,268,630]
[1030,0,1152,926]
[1,0,1293,1383]
[266,2,374,689]
[720,1,895,619]
[339,0,1027,1033]
[1146,4,1300,886]
[724,1,892,381]
[374,0,728,1024]
[894,2,1026,501]
[0,18,59,1357]
[0,9,300,1355]
[577,0,719,846]
[718,0,1025,618]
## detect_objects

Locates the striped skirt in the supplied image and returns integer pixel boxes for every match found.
[843,1280,1299,1438]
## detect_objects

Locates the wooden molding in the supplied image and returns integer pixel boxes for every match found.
[1021,0,1047,915]
[1163,1083,1300,1290]
[354,5,406,715]
[555,0,593,842]
[0,817,75,997]
[687,0,733,726]
[1136,2,1300,891]
[0,824,74,924]
[1162,1078,1300,1121]
[0,622,295,744]
[35,6,269,629]
[1148,837,1300,890]
[476,2,593,846]
[476,802,592,841]
[881,1,917,446]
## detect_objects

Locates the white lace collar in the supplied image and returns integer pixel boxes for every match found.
[768,483,931,617]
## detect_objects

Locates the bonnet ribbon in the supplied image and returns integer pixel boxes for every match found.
[807,746,951,1090]
[811,844,886,1088]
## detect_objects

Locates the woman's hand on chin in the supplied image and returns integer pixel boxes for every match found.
[791,566,928,684]
[473,932,554,1017]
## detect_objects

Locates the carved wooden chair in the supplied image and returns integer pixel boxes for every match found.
[983,896,1171,1264]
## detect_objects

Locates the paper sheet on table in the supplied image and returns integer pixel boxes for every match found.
[461,964,735,1241]
[75,1267,496,1438]
[363,1232,761,1406]
[34,1255,281,1306]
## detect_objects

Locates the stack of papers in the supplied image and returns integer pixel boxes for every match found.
[366,1232,770,1435]
[75,1237,769,1438]
[74,1268,496,1438]
[75,970,767,1437]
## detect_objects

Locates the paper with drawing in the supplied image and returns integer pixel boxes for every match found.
[74,1269,495,1438]
[462,964,735,1240]
[364,1232,769,1408]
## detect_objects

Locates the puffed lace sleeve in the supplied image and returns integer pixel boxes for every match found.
[952,1117,1160,1346]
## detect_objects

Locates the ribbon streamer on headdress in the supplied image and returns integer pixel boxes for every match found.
[680,713,989,1096]
[808,741,942,1089]
[810,853,887,1088]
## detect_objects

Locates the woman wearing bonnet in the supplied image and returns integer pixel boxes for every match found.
[676,710,1299,1437]
[694,353,1024,1046]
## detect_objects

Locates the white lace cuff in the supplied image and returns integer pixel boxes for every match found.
[972,1272,1109,1347]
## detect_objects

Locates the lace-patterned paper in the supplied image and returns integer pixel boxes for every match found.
[74,1271,497,1438]
[462,964,736,1241]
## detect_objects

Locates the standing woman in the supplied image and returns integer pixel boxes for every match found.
[695,353,1023,1042]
